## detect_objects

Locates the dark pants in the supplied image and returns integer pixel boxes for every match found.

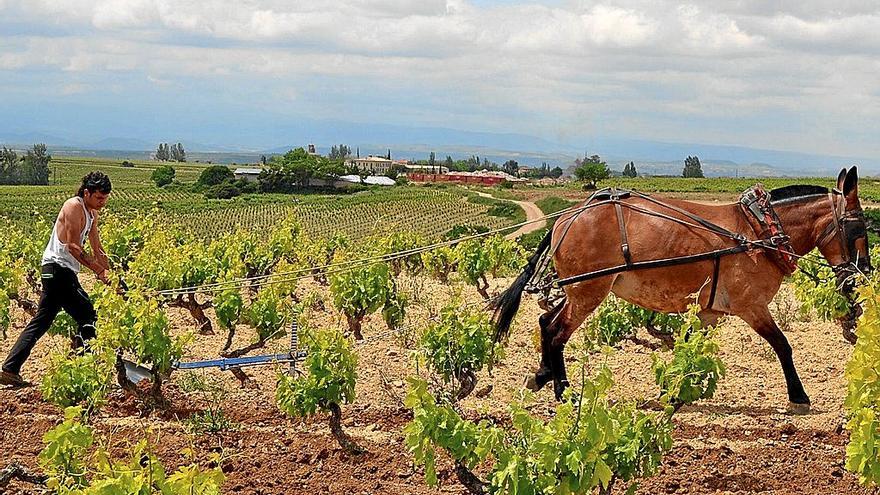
[2,263,97,374]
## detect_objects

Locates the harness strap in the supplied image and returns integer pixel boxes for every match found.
[611,189,633,266]
[556,244,750,288]
[829,192,848,263]
[633,191,746,241]
[708,255,721,310]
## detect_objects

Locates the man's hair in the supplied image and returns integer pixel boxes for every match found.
[77,171,112,197]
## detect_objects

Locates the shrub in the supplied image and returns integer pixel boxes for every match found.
[151,165,175,187]
[93,286,187,400]
[39,406,225,493]
[421,246,458,283]
[652,305,726,410]
[41,350,115,410]
[234,178,259,194]
[405,366,673,495]
[588,295,636,346]
[443,224,488,241]
[204,182,241,199]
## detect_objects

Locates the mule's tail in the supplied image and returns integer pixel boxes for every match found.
[490,229,553,343]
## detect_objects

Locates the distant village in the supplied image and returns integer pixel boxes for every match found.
[232,144,554,188]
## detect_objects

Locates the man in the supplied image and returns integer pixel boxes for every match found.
[0,171,112,386]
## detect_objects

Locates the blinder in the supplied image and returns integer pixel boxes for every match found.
[819,190,872,293]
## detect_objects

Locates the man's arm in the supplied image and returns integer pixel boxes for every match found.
[87,211,110,272]
[57,201,108,282]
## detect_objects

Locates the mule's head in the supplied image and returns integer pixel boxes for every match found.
[816,166,873,286]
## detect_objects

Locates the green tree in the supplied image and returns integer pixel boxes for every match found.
[0,147,18,184]
[22,143,51,185]
[623,161,638,177]
[151,164,175,187]
[155,143,169,161]
[175,142,186,162]
[198,165,234,187]
[259,147,343,192]
[573,154,610,188]
[329,144,352,160]
[502,159,519,176]
[682,155,704,178]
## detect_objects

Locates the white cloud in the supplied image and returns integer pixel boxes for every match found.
[92,0,158,29]
[2,1,880,156]
[582,5,656,46]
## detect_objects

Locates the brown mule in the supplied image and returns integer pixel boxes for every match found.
[493,167,872,413]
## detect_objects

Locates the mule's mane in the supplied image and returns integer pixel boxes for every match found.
[769,185,829,205]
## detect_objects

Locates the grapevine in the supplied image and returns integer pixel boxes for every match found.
[276,324,362,454]
[419,300,503,400]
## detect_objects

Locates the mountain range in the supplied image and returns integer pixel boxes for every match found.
[2,120,877,178]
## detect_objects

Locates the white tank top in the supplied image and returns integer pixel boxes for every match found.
[42,197,94,273]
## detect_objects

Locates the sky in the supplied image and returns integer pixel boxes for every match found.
[1,1,879,158]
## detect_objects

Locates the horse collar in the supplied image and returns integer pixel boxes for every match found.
[739,185,798,274]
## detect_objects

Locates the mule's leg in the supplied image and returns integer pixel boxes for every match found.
[740,305,810,413]
[544,282,614,400]
[697,309,723,327]
[525,301,566,392]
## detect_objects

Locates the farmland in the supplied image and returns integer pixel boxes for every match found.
[0,156,879,494]
[493,175,880,205]
[0,157,518,240]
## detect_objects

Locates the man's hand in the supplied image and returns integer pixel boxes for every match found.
[95,269,110,285]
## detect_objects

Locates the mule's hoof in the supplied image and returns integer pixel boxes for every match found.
[524,375,541,391]
[788,401,811,415]
[553,379,570,401]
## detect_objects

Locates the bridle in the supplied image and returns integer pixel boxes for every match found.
[815,188,872,287]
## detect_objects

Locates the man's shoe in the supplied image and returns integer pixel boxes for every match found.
[0,370,28,387]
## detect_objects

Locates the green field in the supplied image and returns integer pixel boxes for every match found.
[4,156,878,241]
[587,176,880,201]
[1,156,516,240]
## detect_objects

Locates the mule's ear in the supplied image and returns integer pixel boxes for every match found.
[843,166,859,197]
[836,168,847,190]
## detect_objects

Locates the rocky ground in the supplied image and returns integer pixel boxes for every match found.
[0,274,872,494]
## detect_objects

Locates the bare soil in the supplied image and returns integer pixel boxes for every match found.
[0,275,872,494]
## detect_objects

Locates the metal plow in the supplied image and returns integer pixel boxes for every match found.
[122,319,304,384]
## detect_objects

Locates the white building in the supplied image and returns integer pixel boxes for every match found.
[233,168,263,182]
[347,156,393,175]
[337,175,396,186]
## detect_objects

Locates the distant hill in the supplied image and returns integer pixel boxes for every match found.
[87,137,153,151]
[4,118,877,176]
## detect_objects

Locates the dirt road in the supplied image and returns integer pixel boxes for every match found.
[475,192,546,240]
